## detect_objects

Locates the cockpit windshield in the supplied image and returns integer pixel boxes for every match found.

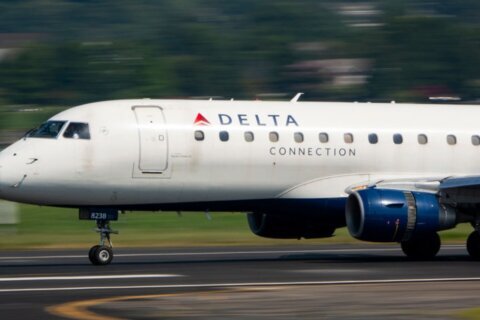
[28,121,67,139]
[63,122,91,140]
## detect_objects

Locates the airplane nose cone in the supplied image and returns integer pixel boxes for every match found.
[0,151,6,195]
[0,162,3,188]
[0,163,3,195]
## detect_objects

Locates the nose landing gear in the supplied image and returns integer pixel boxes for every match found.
[79,208,119,266]
[89,220,118,265]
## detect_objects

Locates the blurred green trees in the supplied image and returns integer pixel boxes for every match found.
[0,0,479,106]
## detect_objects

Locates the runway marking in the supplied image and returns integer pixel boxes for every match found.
[47,291,224,320]
[48,295,122,320]
[40,278,480,320]
[2,277,480,293]
[0,274,181,282]
[0,245,465,260]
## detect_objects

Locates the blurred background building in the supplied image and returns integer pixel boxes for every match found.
[0,0,480,146]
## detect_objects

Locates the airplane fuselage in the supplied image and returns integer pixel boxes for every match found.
[0,99,479,234]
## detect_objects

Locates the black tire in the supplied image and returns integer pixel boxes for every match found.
[401,233,441,260]
[92,246,113,266]
[467,231,480,260]
[88,245,100,265]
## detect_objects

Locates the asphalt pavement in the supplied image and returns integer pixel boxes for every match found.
[0,244,479,319]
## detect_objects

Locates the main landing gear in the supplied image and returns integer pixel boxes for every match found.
[400,233,441,260]
[466,217,480,260]
[467,231,480,260]
[89,219,118,265]
[398,229,480,260]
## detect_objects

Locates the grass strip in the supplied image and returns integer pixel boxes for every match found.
[0,203,474,249]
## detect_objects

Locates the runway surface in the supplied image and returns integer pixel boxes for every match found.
[1,243,480,319]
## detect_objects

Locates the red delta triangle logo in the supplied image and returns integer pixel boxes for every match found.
[194,113,211,126]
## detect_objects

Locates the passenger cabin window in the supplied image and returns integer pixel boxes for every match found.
[28,121,66,139]
[447,134,457,145]
[368,133,378,144]
[219,131,229,142]
[393,134,403,144]
[294,132,304,143]
[194,130,205,141]
[319,132,329,143]
[418,134,428,145]
[472,135,480,146]
[344,133,354,144]
[63,122,91,140]
[269,131,279,142]
[244,131,254,142]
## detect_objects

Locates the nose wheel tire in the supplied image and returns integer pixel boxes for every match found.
[88,245,100,264]
[467,231,480,260]
[401,233,440,260]
[89,245,113,265]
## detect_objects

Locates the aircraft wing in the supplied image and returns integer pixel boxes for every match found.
[354,175,480,206]
[439,176,480,205]
[439,176,480,190]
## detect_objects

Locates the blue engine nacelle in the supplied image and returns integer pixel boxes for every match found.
[345,188,456,242]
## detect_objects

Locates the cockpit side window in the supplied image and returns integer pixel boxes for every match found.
[63,122,91,140]
[28,121,66,139]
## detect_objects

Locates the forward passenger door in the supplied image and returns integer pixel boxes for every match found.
[132,106,169,173]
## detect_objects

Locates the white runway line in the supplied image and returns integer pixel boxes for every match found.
[1,277,480,293]
[0,245,465,261]
[0,274,181,282]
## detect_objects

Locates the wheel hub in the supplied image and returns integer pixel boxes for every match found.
[99,250,110,262]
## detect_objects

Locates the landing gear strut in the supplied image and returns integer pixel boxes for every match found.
[89,220,118,266]
[401,233,441,260]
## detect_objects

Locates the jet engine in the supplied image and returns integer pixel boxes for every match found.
[345,188,456,242]
[247,212,336,239]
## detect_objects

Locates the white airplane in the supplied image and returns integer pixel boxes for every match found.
[1,97,480,265]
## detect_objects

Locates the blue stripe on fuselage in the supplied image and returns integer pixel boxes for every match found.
[72,197,347,227]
